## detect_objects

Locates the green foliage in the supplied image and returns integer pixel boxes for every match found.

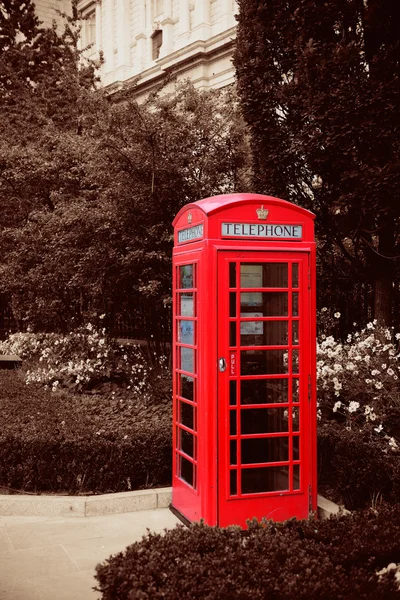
[0,370,172,493]
[95,505,400,599]
[234,0,400,326]
[316,314,400,509]
[0,326,171,395]
[318,425,400,510]
[0,76,251,340]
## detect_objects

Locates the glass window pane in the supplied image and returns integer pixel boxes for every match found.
[180,455,194,486]
[241,437,289,464]
[242,467,289,494]
[179,264,194,289]
[180,347,194,373]
[230,322,237,346]
[293,464,300,490]
[292,350,299,374]
[241,379,288,405]
[230,440,237,465]
[293,436,300,460]
[230,470,237,495]
[292,321,299,345]
[230,292,236,317]
[240,293,288,316]
[240,320,288,346]
[240,263,288,288]
[180,375,194,401]
[178,320,194,345]
[292,407,300,432]
[292,292,299,316]
[181,429,194,457]
[180,401,194,430]
[230,410,237,435]
[179,293,194,317]
[292,264,299,288]
[241,408,289,434]
[230,380,237,405]
[241,350,288,375]
[292,378,299,403]
[229,263,236,288]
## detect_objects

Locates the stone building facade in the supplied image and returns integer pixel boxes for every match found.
[35,0,238,98]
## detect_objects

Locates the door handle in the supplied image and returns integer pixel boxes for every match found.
[219,357,227,372]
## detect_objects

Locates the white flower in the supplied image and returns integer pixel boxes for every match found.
[333,401,342,412]
[367,322,374,330]
[334,312,341,318]
[381,364,387,370]
[387,368,395,376]
[374,424,383,433]
[348,401,360,413]
[388,438,398,449]
[369,412,377,421]
[321,307,328,312]
[99,314,105,319]
[317,409,322,420]
[371,370,380,376]
[395,333,400,340]
[375,382,383,390]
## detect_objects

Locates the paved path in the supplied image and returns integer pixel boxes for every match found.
[0,509,180,600]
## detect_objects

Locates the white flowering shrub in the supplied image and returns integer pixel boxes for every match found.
[317,313,400,452]
[0,324,169,398]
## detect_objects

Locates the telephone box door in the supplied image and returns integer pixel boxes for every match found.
[217,251,312,527]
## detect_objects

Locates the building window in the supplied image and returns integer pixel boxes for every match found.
[152,29,163,60]
[155,0,164,18]
[81,8,96,50]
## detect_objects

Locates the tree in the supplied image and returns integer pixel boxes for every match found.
[0,0,99,227]
[0,76,252,342]
[234,0,400,326]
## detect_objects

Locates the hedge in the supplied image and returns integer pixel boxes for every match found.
[94,504,400,599]
[318,424,400,510]
[0,371,172,493]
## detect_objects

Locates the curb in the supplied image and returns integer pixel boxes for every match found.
[317,494,350,519]
[0,488,344,519]
[0,487,172,518]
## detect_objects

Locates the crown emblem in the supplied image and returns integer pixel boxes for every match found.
[256,205,269,220]
[188,212,192,224]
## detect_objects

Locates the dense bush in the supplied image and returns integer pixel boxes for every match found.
[318,425,400,510]
[95,504,400,599]
[0,326,170,398]
[0,371,172,493]
[316,313,400,508]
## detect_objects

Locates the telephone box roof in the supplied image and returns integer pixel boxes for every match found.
[173,193,315,226]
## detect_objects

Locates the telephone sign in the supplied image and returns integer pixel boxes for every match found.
[171,193,317,528]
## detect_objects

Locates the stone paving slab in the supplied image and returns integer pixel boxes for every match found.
[0,508,180,600]
[5,519,103,550]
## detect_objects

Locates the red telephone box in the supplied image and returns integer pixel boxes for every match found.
[171,193,316,528]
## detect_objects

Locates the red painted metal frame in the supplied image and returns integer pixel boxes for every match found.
[217,251,311,527]
[171,194,317,528]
